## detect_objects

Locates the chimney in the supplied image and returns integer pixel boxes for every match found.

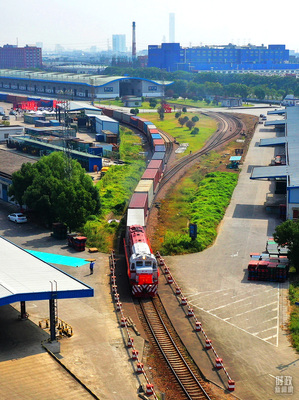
[132,21,136,59]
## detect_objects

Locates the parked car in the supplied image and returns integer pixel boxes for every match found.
[2,115,10,121]
[9,110,16,115]
[8,213,27,223]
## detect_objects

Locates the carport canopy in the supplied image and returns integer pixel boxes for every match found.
[0,236,93,307]
[250,165,288,180]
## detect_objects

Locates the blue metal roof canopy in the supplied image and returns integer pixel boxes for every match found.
[264,120,285,127]
[0,236,93,307]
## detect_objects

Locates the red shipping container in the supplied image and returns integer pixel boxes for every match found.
[103,108,113,117]
[148,129,159,134]
[141,168,160,191]
[147,159,163,179]
[129,192,148,217]
[152,139,164,146]
[137,117,147,131]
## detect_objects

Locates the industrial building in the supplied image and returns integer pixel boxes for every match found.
[0,70,173,100]
[148,43,299,73]
[251,106,299,220]
[0,45,42,69]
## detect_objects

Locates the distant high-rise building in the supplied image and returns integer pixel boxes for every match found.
[112,34,126,53]
[169,13,175,42]
[55,44,64,54]
[0,44,42,69]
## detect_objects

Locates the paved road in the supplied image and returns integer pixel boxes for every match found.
[163,108,297,399]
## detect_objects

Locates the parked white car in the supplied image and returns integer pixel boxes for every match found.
[8,213,27,223]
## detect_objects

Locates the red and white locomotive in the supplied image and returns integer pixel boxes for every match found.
[124,225,159,297]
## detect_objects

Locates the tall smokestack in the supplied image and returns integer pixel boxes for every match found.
[132,21,136,60]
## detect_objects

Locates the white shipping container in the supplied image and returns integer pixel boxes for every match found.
[134,180,154,208]
[127,208,145,227]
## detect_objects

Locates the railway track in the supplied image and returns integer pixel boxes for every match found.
[160,111,244,188]
[140,296,215,400]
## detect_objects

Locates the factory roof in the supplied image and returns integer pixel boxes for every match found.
[0,69,173,87]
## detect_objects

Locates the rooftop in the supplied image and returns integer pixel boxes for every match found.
[0,236,93,307]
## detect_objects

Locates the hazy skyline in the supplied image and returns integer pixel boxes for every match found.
[2,0,299,52]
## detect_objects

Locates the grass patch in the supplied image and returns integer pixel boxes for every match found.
[82,127,146,252]
[157,170,238,255]
[289,282,299,352]
[142,112,217,155]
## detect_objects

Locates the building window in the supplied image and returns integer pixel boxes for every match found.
[104,87,113,92]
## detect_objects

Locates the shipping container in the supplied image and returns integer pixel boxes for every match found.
[146,124,156,134]
[141,169,160,191]
[154,144,166,152]
[151,133,162,140]
[50,120,60,126]
[137,117,147,131]
[130,116,139,127]
[134,180,154,208]
[112,110,123,121]
[123,113,133,123]
[102,108,114,118]
[152,139,164,146]
[35,120,51,127]
[127,208,145,228]
[147,159,163,179]
[148,128,159,135]
[129,192,148,218]
[95,134,104,142]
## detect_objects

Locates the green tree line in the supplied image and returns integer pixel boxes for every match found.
[103,66,299,101]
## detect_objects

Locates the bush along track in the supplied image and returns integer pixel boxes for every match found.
[159,171,238,255]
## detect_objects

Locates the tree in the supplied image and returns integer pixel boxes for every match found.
[191,127,199,135]
[273,220,299,272]
[175,112,181,119]
[130,108,139,115]
[182,107,187,113]
[157,105,165,121]
[186,120,195,130]
[192,116,199,123]
[254,87,266,100]
[8,152,100,231]
[149,98,158,108]
[178,116,189,127]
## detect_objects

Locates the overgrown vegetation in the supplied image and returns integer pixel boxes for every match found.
[159,171,238,255]
[82,127,146,252]
[289,283,299,352]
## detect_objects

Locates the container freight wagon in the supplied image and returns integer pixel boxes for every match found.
[124,225,159,297]
[141,168,160,192]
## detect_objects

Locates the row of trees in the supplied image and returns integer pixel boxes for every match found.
[103,66,299,101]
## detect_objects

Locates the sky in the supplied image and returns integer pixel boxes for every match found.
[2,0,299,53]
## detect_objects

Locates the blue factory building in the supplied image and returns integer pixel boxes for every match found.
[148,43,299,73]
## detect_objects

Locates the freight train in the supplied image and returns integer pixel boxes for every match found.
[99,106,169,297]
